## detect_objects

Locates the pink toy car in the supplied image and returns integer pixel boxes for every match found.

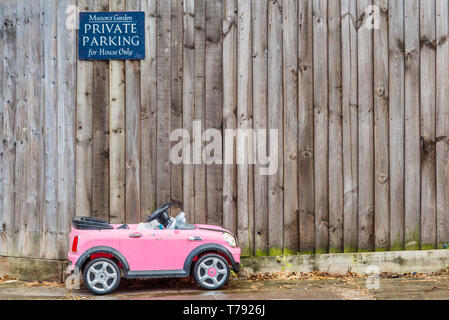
[67,203,241,295]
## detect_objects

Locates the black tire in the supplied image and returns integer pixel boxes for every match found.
[193,254,230,290]
[83,258,121,295]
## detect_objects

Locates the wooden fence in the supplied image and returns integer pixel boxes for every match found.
[0,0,448,260]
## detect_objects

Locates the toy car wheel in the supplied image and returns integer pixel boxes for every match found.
[194,254,230,290]
[83,258,121,295]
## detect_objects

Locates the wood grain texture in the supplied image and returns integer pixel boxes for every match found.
[205,0,223,226]
[92,0,109,222]
[435,0,449,248]
[42,0,59,259]
[194,0,207,224]
[15,0,28,258]
[36,0,46,257]
[420,0,437,249]
[0,1,4,254]
[313,0,329,254]
[222,0,238,234]
[328,0,343,253]
[28,0,42,257]
[76,0,94,221]
[57,0,76,257]
[171,0,183,214]
[252,0,268,255]
[404,0,421,250]
[282,0,298,254]
[140,0,158,216]
[182,0,195,222]
[237,0,252,255]
[267,0,283,255]
[125,0,141,223]
[109,0,126,223]
[357,0,374,252]
[373,0,390,251]
[298,0,314,254]
[2,0,18,257]
[156,0,172,207]
[341,0,358,252]
[389,0,405,251]
[246,1,255,257]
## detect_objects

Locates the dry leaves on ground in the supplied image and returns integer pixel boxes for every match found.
[24,281,65,288]
[65,293,90,300]
[0,274,18,283]
[237,267,449,283]
[237,270,364,282]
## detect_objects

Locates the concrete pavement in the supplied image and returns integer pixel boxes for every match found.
[2,273,449,300]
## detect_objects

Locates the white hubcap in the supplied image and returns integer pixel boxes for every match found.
[196,257,228,288]
[86,261,118,292]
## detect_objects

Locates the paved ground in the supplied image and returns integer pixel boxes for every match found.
[1,273,449,300]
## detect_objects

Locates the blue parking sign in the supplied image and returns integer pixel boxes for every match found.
[78,12,145,60]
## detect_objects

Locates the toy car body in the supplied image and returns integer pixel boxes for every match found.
[67,203,241,295]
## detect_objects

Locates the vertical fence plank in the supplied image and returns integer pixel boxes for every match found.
[436,0,449,248]
[180,0,195,221]
[171,0,183,214]
[27,0,41,257]
[57,0,77,256]
[298,0,314,254]
[156,0,172,207]
[357,0,374,252]
[42,0,59,259]
[341,0,358,252]
[125,0,141,223]
[237,0,252,255]
[92,0,109,222]
[0,0,4,254]
[373,0,390,251]
[109,0,126,223]
[313,0,329,254]
[389,0,405,251]
[247,21,255,257]
[205,0,223,226]
[15,0,28,257]
[420,0,437,250]
[328,0,343,253]
[283,0,298,254]
[1,0,17,256]
[267,0,283,255]
[222,0,238,234]
[76,0,93,220]
[37,0,45,256]
[27,0,43,257]
[183,0,195,222]
[252,0,268,255]
[404,0,420,250]
[140,0,158,215]
[246,0,255,257]
[194,0,206,224]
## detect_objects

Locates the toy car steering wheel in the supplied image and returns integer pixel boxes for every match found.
[146,202,172,226]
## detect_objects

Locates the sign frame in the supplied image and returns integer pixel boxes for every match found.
[78,11,145,60]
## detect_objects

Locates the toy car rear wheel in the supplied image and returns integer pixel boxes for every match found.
[83,258,121,295]
[194,254,230,290]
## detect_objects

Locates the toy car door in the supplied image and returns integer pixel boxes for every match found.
[119,228,189,271]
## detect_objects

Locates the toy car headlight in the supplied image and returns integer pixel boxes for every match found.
[223,232,236,247]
